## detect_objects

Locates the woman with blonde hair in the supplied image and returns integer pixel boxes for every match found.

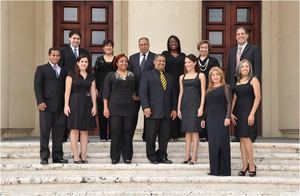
[201,67,232,176]
[231,59,261,177]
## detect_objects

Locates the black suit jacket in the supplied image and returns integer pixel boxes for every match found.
[128,51,156,96]
[139,69,177,119]
[34,63,67,112]
[59,45,90,73]
[226,43,262,89]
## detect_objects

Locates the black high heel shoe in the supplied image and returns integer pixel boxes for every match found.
[249,165,257,177]
[79,153,88,164]
[72,155,82,164]
[238,164,249,176]
[182,156,192,164]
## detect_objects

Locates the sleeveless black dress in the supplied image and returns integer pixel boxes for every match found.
[67,72,96,131]
[180,73,202,133]
[233,78,256,138]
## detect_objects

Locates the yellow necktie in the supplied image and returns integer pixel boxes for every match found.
[160,71,167,90]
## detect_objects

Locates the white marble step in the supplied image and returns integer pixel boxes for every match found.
[1,163,299,177]
[1,152,299,166]
[1,142,299,153]
[1,184,299,196]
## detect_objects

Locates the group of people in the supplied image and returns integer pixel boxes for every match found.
[34,26,261,177]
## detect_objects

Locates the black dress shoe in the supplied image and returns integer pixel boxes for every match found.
[182,156,192,164]
[159,158,172,164]
[53,159,68,164]
[150,160,159,164]
[40,160,48,165]
[111,160,119,164]
[124,160,132,164]
[231,138,240,142]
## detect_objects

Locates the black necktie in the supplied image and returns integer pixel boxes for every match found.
[140,54,146,72]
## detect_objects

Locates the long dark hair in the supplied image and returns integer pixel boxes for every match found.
[167,35,181,53]
[74,54,91,75]
[184,54,200,74]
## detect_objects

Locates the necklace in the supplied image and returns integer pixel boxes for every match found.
[198,58,209,72]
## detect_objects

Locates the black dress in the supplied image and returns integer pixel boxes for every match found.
[67,72,96,131]
[233,78,256,138]
[162,51,186,139]
[198,56,220,89]
[205,85,231,176]
[180,73,202,133]
[94,55,116,140]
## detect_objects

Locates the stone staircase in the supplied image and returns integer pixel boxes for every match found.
[1,138,299,195]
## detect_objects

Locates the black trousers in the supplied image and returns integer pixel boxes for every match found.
[145,118,170,162]
[132,101,146,141]
[98,100,111,140]
[39,111,65,161]
[110,116,135,161]
[169,117,183,139]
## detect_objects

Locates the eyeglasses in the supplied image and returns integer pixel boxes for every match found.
[118,60,128,64]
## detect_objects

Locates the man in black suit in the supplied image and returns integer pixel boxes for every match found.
[128,37,156,141]
[34,48,68,165]
[226,26,262,142]
[59,30,90,73]
[139,54,177,164]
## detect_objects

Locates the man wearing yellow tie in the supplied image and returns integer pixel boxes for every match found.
[139,54,177,164]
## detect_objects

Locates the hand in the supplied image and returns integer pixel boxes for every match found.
[201,120,205,128]
[170,110,177,120]
[231,114,237,126]
[37,103,47,111]
[133,96,140,101]
[103,107,110,118]
[224,118,230,127]
[248,113,255,126]
[197,107,203,117]
[144,108,151,118]
[64,105,71,116]
[91,106,97,116]
[177,110,182,119]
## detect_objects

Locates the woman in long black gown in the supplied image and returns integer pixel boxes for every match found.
[178,54,206,164]
[231,59,261,177]
[201,67,231,176]
[64,54,97,164]
[102,54,138,164]
[94,39,116,141]
[162,35,186,141]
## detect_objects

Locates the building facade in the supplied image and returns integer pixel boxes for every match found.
[0,1,299,138]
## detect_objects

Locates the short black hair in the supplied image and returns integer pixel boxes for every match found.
[167,35,181,53]
[69,30,81,38]
[102,39,114,47]
[48,47,60,55]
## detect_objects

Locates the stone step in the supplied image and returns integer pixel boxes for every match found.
[1,184,299,196]
[1,142,299,154]
[1,163,299,177]
[1,152,299,165]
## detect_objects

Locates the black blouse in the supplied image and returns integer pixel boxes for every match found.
[94,55,116,95]
[198,55,220,88]
[162,51,186,96]
[102,71,136,116]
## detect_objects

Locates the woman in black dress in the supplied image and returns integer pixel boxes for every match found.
[64,54,97,164]
[231,59,261,177]
[94,39,116,141]
[201,67,231,176]
[178,54,206,164]
[197,40,220,142]
[162,35,186,141]
[102,54,138,164]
